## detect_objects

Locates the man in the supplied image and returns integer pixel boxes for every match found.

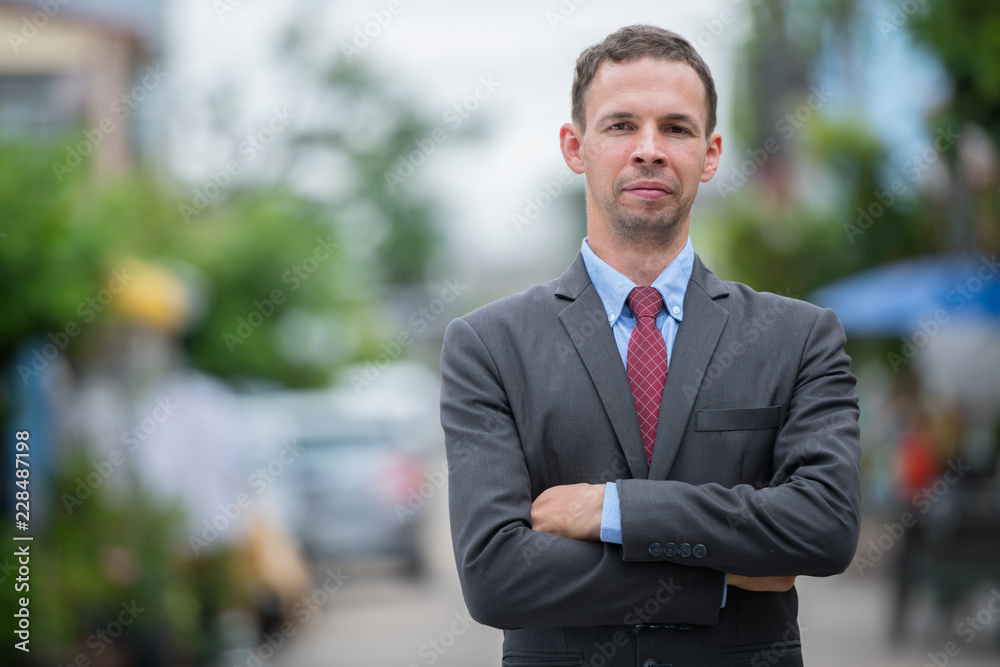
[440,25,860,667]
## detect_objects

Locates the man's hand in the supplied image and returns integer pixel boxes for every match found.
[726,574,797,592]
[530,483,605,541]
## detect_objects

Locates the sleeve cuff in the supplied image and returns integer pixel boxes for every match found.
[600,482,623,544]
[721,573,728,607]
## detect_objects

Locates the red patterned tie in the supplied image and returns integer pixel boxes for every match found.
[626,286,668,465]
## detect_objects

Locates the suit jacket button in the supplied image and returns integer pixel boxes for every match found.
[693,543,707,558]
[648,542,663,557]
[642,660,659,667]
[679,542,692,558]
[664,542,677,557]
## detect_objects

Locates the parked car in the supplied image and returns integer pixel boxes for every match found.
[237,364,441,577]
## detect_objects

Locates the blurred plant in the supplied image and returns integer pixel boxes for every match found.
[0,453,248,667]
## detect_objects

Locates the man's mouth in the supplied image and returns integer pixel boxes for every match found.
[622,181,673,200]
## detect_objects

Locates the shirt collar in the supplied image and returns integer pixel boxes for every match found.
[580,236,694,326]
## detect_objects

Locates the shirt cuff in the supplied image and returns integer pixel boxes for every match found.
[600,482,623,544]
[721,573,728,608]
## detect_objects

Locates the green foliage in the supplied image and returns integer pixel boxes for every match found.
[0,143,108,369]
[710,116,934,298]
[909,0,1000,144]
[1,453,245,666]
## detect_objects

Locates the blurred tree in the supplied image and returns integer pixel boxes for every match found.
[0,143,108,372]
[706,0,990,299]
[909,0,1000,146]
[908,0,1000,253]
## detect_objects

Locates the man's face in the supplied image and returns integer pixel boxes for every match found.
[561,57,721,245]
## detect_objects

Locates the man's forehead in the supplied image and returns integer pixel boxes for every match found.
[591,57,702,94]
[586,58,707,120]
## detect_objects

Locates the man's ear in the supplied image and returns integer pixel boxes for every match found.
[560,122,586,175]
[700,131,722,183]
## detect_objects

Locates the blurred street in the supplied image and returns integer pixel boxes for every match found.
[3,2,1000,665]
[265,480,1000,667]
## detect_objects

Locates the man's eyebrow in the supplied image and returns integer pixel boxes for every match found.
[596,111,702,131]
[596,111,638,126]
[661,112,700,127]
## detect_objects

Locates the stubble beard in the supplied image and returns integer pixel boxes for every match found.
[593,176,694,250]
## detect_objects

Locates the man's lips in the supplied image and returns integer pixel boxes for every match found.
[622,181,673,200]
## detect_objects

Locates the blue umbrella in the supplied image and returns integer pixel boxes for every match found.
[809,255,1000,337]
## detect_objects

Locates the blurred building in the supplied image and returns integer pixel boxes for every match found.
[0,0,163,181]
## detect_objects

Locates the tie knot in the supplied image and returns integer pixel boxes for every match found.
[627,286,664,319]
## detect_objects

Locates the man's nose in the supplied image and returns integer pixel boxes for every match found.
[630,126,667,165]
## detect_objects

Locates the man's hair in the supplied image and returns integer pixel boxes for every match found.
[571,25,718,136]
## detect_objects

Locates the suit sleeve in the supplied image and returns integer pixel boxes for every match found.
[441,316,725,630]
[617,307,862,577]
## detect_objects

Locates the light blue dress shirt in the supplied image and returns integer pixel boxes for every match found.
[579,236,728,606]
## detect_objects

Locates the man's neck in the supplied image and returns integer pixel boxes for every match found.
[586,226,689,287]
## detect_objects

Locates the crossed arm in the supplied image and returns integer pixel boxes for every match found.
[530,483,797,593]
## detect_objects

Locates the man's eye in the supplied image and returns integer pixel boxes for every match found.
[609,122,630,131]
[667,126,690,135]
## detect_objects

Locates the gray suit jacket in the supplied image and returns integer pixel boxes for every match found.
[439,252,861,667]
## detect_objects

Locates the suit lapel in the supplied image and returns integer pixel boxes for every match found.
[648,256,730,480]
[556,255,649,479]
